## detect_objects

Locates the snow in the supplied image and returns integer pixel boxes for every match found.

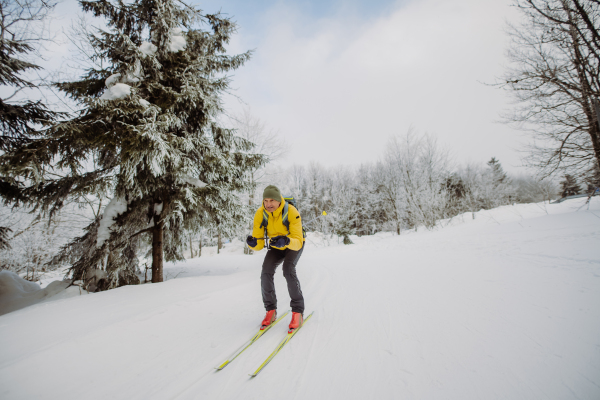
[96,197,128,248]
[100,65,143,100]
[99,83,131,101]
[140,41,157,56]
[182,174,207,188]
[140,29,186,55]
[170,28,186,52]
[105,73,121,88]
[139,98,150,107]
[127,61,143,83]
[0,271,80,316]
[1,197,599,399]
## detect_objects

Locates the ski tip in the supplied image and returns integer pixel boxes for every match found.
[215,361,229,370]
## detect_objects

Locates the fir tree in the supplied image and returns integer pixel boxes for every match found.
[1,0,265,288]
[559,174,582,198]
[0,0,64,248]
[482,157,515,207]
[487,157,509,186]
[0,0,62,151]
[0,226,11,250]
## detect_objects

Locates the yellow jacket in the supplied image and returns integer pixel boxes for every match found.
[249,197,304,251]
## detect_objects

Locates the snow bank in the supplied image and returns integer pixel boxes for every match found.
[0,271,73,316]
[97,197,128,248]
[438,196,597,230]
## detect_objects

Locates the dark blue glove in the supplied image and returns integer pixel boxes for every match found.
[269,235,290,248]
[246,235,258,247]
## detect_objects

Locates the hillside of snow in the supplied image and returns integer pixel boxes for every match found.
[1,198,599,400]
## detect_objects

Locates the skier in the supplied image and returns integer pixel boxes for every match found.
[246,185,305,332]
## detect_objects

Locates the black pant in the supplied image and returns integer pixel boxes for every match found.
[261,243,304,314]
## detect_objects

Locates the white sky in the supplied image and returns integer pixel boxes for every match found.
[217,0,526,173]
[47,0,527,174]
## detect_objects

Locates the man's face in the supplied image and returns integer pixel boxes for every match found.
[263,198,281,212]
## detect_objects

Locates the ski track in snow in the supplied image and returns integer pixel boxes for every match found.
[0,198,599,399]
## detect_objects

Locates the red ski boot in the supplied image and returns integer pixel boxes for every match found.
[261,310,277,330]
[288,312,304,333]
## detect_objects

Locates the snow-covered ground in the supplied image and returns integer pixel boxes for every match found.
[0,198,599,400]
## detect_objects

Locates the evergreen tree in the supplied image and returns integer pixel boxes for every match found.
[487,157,509,186]
[1,0,265,288]
[0,226,11,250]
[481,157,514,207]
[0,0,64,249]
[0,0,62,151]
[559,174,582,198]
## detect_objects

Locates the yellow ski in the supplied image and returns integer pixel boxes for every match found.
[249,312,314,377]
[215,310,290,370]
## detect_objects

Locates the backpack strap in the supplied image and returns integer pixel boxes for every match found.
[282,201,289,232]
[260,209,269,229]
[260,209,269,247]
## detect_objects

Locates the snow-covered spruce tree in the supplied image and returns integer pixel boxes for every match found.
[1,0,265,288]
[0,0,64,248]
[0,0,62,152]
[481,158,515,207]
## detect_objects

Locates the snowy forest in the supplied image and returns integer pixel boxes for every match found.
[1,0,599,291]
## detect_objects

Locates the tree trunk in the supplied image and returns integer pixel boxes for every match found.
[217,230,222,254]
[593,99,600,169]
[564,3,600,170]
[198,232,202,257]
[189,235,194,258]
[151,205,165,283]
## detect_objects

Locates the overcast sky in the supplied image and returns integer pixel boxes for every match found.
[194,0,526,173]
[52,0,526,173]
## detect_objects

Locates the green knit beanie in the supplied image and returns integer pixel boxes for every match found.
[263,185,282,201]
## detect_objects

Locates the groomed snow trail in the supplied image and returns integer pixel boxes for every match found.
[0,198,599,400]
